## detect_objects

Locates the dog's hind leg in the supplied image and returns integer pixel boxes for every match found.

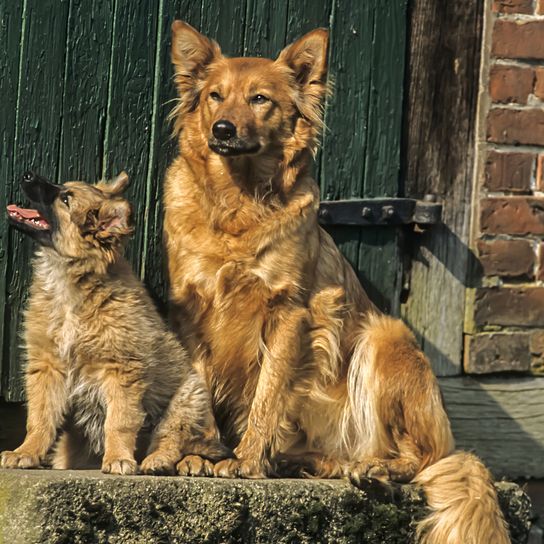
[341,313,454,485]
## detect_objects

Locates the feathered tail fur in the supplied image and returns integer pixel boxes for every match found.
[414,451,510,544]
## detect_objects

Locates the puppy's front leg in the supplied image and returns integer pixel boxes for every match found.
[214,306,309,479]
[1,354,67,469]
[101,368,145,475]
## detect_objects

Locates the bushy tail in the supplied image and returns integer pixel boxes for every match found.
[413,451,510,544]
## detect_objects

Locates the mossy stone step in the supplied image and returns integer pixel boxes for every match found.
[0,469,532,544]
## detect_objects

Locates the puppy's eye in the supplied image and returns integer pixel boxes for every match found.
[209,91,223,102]
[250,94,269,105]
[60,193,71,207]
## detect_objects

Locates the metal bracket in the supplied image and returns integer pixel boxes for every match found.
[317,196,442,227]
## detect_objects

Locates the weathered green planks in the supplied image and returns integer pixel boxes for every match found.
[102,0,160,277]
[0,0,24,388]
[320,0,373,201]
[358,229,402,315]
[320,1,407,314]
[0,0,410,399]
[142,0,202,305]
[4,0,71,401]
[57,0,114,183]
[243,0,288,58]
[201,0,247,57]
[362,1,407,198]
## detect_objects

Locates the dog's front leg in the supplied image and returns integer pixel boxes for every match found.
[214,306,309,479]
[101,368,145,475]
[1,354,67,469]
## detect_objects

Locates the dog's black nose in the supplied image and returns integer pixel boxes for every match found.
[212,120,236,141]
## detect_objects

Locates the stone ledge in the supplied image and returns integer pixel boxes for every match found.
[0,469,532,544]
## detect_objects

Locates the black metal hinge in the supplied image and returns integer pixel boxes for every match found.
[317,196,442,227]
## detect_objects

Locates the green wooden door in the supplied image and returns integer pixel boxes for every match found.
[0,0,407,401]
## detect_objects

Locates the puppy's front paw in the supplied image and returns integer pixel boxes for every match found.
[141,452,176,476]
[101,457,137,475]
[213,458,267,479]
[1,450,41,469]
[177,454,214,477]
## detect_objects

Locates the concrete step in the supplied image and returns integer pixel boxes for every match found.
[0,469,532,543]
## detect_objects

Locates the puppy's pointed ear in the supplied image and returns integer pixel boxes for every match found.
[97,171,130,196]
[171,21,221,113]
[96,199,133,241]
[277,28,329,88]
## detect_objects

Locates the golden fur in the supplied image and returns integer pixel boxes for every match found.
[164,21,510,543]
[1,173,228,475]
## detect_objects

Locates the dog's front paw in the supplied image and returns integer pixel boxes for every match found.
[140,452,177,476]
[213,458,267,479]
[1,450,41,469]
[177,454,214,477]
[101,457,137,475]
[346,459,390,486]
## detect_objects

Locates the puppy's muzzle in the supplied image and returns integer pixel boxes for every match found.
[21,171,60,206]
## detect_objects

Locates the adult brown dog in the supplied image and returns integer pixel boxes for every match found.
[164,21,510,544]
[1,172,227,475]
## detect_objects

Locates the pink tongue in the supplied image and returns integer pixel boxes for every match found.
[7,204,43,219]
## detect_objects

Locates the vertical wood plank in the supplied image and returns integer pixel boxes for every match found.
[142,0,202,306]
[284,0,331,43]
[320,0,373,201]
[243,0,288,58]
[321,1,407,315]
[200,0,247,57]
[102,0,160,277]
[401,0,484,375]
[57,0,114,183]
[357,229,402,315]
[0,0,24,394]
[362,0,407,198]
[4,0,70,400]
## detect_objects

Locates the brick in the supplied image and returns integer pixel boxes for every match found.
[530,331,544,375]
[484,151,534,192]
[492,21,544,60]
[475,288,544,327]
[489,65,534,104]
[465,333,531,374]
[477,239,534,278]
[537,154,544,191]
[492,0,534,13]
[535,68,544,101]
[538,0,544,14]
[487,108,544,146]
[480,197,544,235]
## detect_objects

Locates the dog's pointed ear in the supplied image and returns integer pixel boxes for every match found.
[96,199,133,241]
[97,171,130,196]
[276,28,329,88]
[171,21,221,112]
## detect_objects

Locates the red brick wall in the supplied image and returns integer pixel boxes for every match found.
[468,1,544,374]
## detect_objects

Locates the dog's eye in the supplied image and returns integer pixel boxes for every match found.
[60,192,71,207]
[209,91,223,102]
[250,94,269,105]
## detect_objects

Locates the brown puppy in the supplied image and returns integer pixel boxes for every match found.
[1,171,228,475]
[164,21,510,544]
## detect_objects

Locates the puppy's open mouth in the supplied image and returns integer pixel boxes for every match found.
[7,204,50,231]
[208,140,261,157]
